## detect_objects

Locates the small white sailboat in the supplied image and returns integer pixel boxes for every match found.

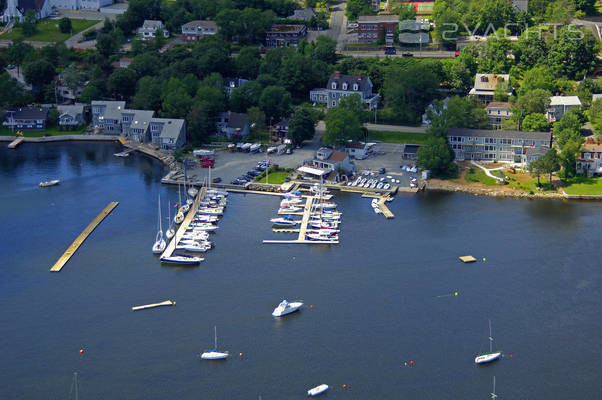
[272,300,303,317]
[166,200,175,240]
[152,195,167,254]
[39,179,60,187]
[160,255,203,265]
[307,384,329,397]
[475,320,502,365]
[200,326,229,360]
[175,184,185,224]
[279,206,302,213]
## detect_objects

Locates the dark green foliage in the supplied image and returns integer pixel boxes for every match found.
[107,68,138,100]
[259,85,291,121]
[58,18,72,34]
[323,106,363,147]
[416,136,458,178]
[23,59,55,87]
[288,108,316,146]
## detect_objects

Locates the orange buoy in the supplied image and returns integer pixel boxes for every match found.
[342,384,347,389]
[510,354,513,358]
[310,305,314,309]
[239,353,243,357]
[410,360,414,366]
[79,349,84,355]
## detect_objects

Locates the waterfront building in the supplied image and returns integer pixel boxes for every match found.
[2,0,113,22]
[91,100,126,134]
[469,74,511,104]
[447,128,552,164]
[576,138,602,176]
[122,109,155,143]
[344,142,371,160]
[265,24,307,47]
[216,111,250,138]
[149,118,186,151]
[2,107,48,130]
[403,144,421,160]
[310,72,380,110]
[311,147,353,173]
[547,96,581,122]
[181,20,218,42]
[57,104,85,129]
[271,118,290,143]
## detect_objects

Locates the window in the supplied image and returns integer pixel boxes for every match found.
[332,101,336,107]
[353,83,358,91]
[331,82,337,89]
[481,76,489,82]
[342,83,348,90]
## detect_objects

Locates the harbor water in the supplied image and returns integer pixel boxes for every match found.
[0,142,600,399]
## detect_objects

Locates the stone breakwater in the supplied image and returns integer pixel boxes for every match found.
[426,180,566,200]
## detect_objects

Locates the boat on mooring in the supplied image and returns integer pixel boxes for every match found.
[152,195,167,254]
[39,179,60,187]
[307,384,329,397]
[475,320,502,365]
[272,300,303,317]
[200,326,229,360]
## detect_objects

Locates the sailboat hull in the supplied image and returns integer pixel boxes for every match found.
[475,352,502,364]
[200,351,229,360]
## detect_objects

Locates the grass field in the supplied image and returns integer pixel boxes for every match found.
[0,126,86,137]
[255,167,292,184]
[562,176,602,195]
[2,19,98,42]
[504,169,557,193]
[463,167,497,186]
[368,130,432,144]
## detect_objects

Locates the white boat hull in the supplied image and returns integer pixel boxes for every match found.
[272,301,303,317]
[152,239,166,254]
[308,384,329,396]
[475,352,502,364]
[160,256,203,265]
[201,351,229,360]
[39,179,60,187]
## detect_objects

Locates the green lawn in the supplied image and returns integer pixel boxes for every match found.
[562,176,602,195]
[2,19,98,42]
[0,126,87,137]
[368,130,432,144]
[463,167,498,186]
[246,131,271,144]
[255,167,292,184]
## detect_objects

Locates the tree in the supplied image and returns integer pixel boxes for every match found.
[61,64,85,93]
[133,76,163,110]
[5,41,34,73]
[22,10,38,37]
[528,156,544,186]
[518,66,555,95]
[289,108,316,146]
[559,139,582,178]
[58,18,72,34]
[323,106,362,147]
[310,35,337,65]
[538,148,561,183]
[554,110,583,147]
[259,85,291,121]
[79,85,102,103]
[23,59,55,88]
[475,0,516,35]
[416,136,458,178]
[48,108,59,128]
[96,33,119,58]
[522,113,548,132]
[107,68,138,100]
[589,98,602,136]
[0,73,25,108]
[395,3,416,20]
[161,78,193,118]
[427,96,489,137]
[547,26,599,79]
[247,106,266,133]
[235,46,261,79]
[493,82,509,102]
[573,0,596,14]
[229,81,262,112]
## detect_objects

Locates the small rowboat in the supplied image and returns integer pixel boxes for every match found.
[39,179,60,187]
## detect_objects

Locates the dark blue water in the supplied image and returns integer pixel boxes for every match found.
[1,143,600,399]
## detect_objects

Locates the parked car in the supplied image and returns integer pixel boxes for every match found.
[402,52,413,57]
[379,167,386,174]
[212,177,222,183]
[6,64,15,70]
[384,47,396,55]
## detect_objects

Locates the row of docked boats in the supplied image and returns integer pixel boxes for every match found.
[349,176,391,190]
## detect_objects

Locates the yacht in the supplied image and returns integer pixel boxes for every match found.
[280,198,303,206]
[200,326,229,360]
[271,216,298,226]
[176,243,211,252]
[39,179,60,187]
[475,320,502,365]
[194,215,219,223]
[307,384,329,397]
[188,187,198,198]
[313,201,336,209]
[272,300,303,317]
[198,208,223,215]
[188,223,218,231]
[160,255,203,265]
[278,206,302,213]
[306,232,338,241]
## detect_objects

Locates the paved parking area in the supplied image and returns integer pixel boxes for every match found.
[353,152,421,188]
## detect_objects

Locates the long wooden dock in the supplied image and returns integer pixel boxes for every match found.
[161,187,206,259]
[50,202,119,272]
[8,137,24,148]
[377,197,394,219]
[132,300,175,311]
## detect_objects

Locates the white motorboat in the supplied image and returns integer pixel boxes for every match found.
[180,203,190,214]
[306,232,338,241]
[383,184,391,190]
[279,206,302,213]
[188,223,218,231]
[309,221,338,229]
[39,179,60,187]
[271,216,298,226]
[307,228,340,235]
[194,215,219,223]
[475,320,502,365]
[314,201,336,209]
[152,195,167,254]
[207,189,228,196]
[176,243,211,252]
[280,197,303,205]
[272,300,303,317]
[160,255,203,265]
[188,187,198,198]
[166,200,175,240]
[307,384,329,397]
[180,239,212,247]
[198,208,223,215]
[200,326,229,360]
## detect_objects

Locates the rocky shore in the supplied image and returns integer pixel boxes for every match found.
[425,179,566,200]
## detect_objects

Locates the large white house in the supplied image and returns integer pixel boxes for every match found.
[2,0,113,22]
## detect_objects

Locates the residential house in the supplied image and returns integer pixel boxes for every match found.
[181,20,218,42]
[223,77,249,98]
[486,102,512,129]
[403,144,421,160]
[512,0,528,11]
[3,107,48,130]
[576,138,602,176]
[91,100,126,135]
[593,93,602,103]
[110,57,133,69]
[357,15,398,45]
[271,118,290,143]
[265,24,307,47]
[310,72,380,110]
[287,8,317,21]
[50,0,113,11]
[447,128,552,163]
[469,74,511,104]
[344,142,372,160]
[216,111,250,138]
[2,0,52,22]
[149,118,186,151]
[121,109,155,143]
[525,145,548,165]
[57,104,85,129]
[547,96,581,122]
[312,147,353,173]
[138,20,169,40]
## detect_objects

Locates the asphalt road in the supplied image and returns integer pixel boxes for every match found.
[327,1,347,49]
[341,50,458,58]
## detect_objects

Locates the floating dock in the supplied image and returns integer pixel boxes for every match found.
[459,255,477,263]
[377,197,395,219]
[8,137,24,148]
[50,202,119,272]
[132,300,175,311]
[161,187,206,259]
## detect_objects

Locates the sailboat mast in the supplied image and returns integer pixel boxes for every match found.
[491,376,497,399]
[158,195,162,233]
[214,326,218,349]
[488,319,493,353]
[74,372,78,400]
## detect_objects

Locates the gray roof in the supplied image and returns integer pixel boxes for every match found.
[218,111,248,129]
[403,144,421,154]
[127,110,155,130]
[57,104,84,117]
[141,20,164,30]
[287,8,317,21]
[448,128,552,141]
[8,107,48,120]
[327,73,372,92]
[92,101,126,120]
[526,146,550,156]
[267,24,306,34]
[151,118,185,139]
[358,15,399,23]
[181,20,218,30]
